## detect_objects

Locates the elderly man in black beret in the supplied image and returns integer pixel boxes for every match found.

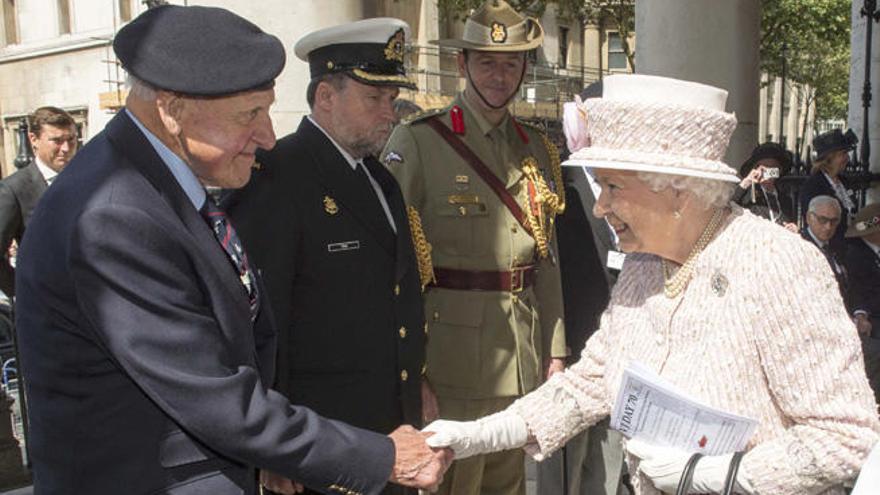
[14,6,448,495]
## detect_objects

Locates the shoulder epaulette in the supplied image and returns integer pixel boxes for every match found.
[405,107,446,125]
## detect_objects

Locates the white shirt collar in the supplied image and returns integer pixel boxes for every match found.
[34,157,58,185]
[308,115,360,170]
[806,227,827,248]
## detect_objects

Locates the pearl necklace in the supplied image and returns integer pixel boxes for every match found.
[661,208,726,298]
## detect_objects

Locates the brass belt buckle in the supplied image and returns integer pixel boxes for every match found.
[510,268,524,293]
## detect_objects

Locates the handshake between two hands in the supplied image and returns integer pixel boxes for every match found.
[260,413,529,494]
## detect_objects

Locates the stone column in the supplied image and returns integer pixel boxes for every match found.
[635,0,761,171]
[848,1,880,201]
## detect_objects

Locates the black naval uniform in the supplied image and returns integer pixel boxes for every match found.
[226,117,425,493]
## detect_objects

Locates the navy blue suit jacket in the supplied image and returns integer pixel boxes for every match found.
[16,111,394,495]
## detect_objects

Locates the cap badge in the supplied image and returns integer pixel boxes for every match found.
[323,195,339,215]
[384,28,406,63]
[491,22,508,43]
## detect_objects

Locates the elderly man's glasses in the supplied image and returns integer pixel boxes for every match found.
[809,211,841,226]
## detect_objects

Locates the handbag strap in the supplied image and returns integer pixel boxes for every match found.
[675,452,704,495]
[721,451,746,495]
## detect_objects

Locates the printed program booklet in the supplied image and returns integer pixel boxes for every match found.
[610,361,758,455]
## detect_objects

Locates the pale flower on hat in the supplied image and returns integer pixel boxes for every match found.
[563,74,740,183]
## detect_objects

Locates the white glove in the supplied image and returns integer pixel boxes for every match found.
[626,438,756,494]
[422,411,528,460]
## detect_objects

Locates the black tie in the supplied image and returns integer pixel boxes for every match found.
[200,197,260,321]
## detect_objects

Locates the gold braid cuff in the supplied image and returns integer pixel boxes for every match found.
[407,205,435,290]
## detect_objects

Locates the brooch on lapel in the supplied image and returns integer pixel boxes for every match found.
[323,196,339,215]
[710,270,728,297]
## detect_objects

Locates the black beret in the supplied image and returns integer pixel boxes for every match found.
[114,5,285,96]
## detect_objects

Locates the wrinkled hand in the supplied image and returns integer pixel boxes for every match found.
[259,470,304,494]
[423,411,528,460]
[388,425,452,492]
[544,357,565,380]
[782,222,798,233]
[855,313,873,338]
[626,438,755,494]
[421,378,440,424]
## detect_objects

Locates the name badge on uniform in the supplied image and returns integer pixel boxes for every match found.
[607,250,626,271]
[328,240,360,253]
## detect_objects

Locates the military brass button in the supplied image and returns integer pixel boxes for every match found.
[424,323,429,334]
[394,284,400,296]
[421,363,427,375]
[433,311,439,320]
[400,370,409,381]
[458,206,467,216]
[512,295,519,304]
[511,224,518,233]
[399,326,407,338]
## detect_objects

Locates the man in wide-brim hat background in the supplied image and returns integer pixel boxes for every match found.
[383,1,567,494]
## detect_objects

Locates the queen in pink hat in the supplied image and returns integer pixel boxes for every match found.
[424,74,880,494]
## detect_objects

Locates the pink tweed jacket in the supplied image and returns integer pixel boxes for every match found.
[510,206,880,494]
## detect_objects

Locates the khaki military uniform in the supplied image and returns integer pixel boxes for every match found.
[384,94,566,495]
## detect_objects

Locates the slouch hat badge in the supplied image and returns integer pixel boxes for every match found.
[491,22,508,43]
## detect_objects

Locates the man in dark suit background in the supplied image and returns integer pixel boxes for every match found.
[225,18,431,495]
[843,202,880,403]
[0,106,78,298]
[15,6,448,495]
[800,195,849,303]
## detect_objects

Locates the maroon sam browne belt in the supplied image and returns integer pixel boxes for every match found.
[430,266,536,292]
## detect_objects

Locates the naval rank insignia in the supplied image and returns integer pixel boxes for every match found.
[323,195,339,215]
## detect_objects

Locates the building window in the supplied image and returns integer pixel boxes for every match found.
[118,0,131,22]
[2,0,18,45]
[57,0,70,35]
[526,48,537,64]
[608,32,627,70]
[558,26,568,69]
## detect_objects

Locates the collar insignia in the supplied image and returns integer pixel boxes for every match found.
[384,28,406,63]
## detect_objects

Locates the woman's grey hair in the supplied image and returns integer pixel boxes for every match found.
[126,75,158,101]
[636,171,736,209]
[808,195,841,214]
